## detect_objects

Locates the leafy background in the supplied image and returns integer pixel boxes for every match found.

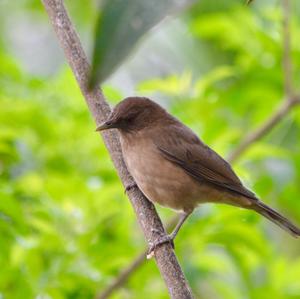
[1,0,300,298]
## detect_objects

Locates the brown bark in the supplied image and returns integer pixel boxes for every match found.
[41,0,194,298]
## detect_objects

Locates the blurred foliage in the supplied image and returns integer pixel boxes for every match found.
[89,0,195,87]
[1,0,300,299]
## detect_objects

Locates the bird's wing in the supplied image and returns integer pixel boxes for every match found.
[154,124,257,200]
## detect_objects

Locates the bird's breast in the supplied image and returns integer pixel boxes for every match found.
[120,133,211,212]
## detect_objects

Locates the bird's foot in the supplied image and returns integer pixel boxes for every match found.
[147,235,175,259]
[124,182,137,194]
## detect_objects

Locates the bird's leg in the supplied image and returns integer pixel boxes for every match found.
[124,182,138,194]
[148,211,191,256]
[169,211,191,241]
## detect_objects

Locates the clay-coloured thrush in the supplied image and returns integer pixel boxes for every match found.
[97,97,300,251]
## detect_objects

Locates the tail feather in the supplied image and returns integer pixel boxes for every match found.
[252,201,300,238]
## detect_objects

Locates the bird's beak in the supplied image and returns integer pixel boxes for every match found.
[95,120,115,132]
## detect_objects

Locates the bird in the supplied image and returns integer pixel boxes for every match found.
[96,96,300,251]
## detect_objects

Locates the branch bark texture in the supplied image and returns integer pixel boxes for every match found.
[41,0,194,298]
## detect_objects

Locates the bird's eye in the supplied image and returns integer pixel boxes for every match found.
[125,112,137,122]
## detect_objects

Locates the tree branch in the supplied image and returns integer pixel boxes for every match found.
[227,96,300,163]
[97,251,148,299]
[96,216,179,299]
[41,1,194,298]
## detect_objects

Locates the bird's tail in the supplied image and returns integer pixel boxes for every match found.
[252,200,300,238]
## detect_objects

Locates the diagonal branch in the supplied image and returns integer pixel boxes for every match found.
[41,1,194,298]
[96,216,179,299]
[227,96,300,163]
[97,251,148,299]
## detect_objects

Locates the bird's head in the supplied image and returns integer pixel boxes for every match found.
[96,97,167,133]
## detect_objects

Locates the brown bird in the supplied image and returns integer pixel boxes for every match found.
[97,97,300,251]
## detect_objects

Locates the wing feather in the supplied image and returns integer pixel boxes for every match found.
[155,124,257,201]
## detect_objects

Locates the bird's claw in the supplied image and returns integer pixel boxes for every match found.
[124,182,137,194]
[151,228,161,234]
[147,235,175,259]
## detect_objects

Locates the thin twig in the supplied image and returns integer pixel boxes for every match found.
[97,216,179,299]
[228,96,300,163]
[97,251,147,299]
[41,1,194,298]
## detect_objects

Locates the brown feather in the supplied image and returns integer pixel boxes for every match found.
[155,123,258,201]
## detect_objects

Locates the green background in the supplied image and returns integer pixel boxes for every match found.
[0,0,300,298]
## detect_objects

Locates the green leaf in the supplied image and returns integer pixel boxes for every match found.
[89,0,195,88]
